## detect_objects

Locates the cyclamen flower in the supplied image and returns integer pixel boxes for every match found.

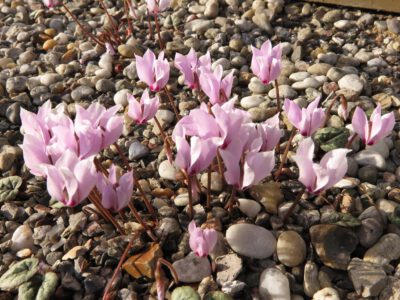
[188,221,217,257]
[337,103,348,121]
[174,49,211,89]
[147,0,170,15]
[257,113,281,151]
[251,40,282,85]
[136,49,170,92]
[45,150,96,207]
[43,0,61,8]
[351,105,395,146]
[105,43,115,55]
[284,96,325,137]
[199,65,234,105]
[97,165,134,212]
[127,89,159,124]
[293,137,351,194]
[75,103,123,156]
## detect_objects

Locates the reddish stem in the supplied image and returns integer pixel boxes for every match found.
[98,0,121,43]
[275,127,297,181]
[206,166,212,210]
[128,203,157,241]
[147,9,153,39]
[274,79,281,113]
[282,187,305,222]
[62,4,104,47]
[187,174,194,219]
[346,133,358,149]
[163,87,180,120]
[154,14,164,50]
[153,116,174,163]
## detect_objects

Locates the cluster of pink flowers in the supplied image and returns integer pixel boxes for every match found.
[20,101,134,209]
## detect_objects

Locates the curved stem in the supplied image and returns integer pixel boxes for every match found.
[274,79,281,113]
[187,174,194,219]
[275,127,297,181]
[154,15,164,50]
[62,3,104,47]
[154,116,174,163]
[98,0,121,43]
[282,187,305,222]
[206,166,212,210]
[345,133,358,149]
[128,203,157,241]
[163,87,180,120]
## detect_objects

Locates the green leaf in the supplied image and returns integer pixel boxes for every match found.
[204,291,233,300]
[0,258,39,291]
[0,176,22,203]
[314,127,350,152]
[327,212,361,227]
[171,286,200,300]
[18,281,37,300]
[36,272,58,300]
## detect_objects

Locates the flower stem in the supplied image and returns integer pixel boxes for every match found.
[206,166,212,210]
[128,203,157,241]
[275,127,297,181]
[62,3,104,47]
[124,0,134,39]
[98,0,121,43]
[274,79,281,113]
[158,258,179,284]
[282,187,305,222]
[224,186,236,210]
[345,133,358,149]
[88,191,125,235]
[113,143,155,215]
[147,9,153,40]
[102,232,138,300]
[153,116,174,163]
[153,15,164,50]
[323,93,340,127]
[187,174,194,219]
[163,87,180,120]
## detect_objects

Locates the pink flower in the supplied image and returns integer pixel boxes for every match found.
[105,43,115,55]
[20,133,52,177]
[199,65,234,105]
[127,89,160,124]
[43,0,61,8]
[127,0,138,18]
[174,134,218,176]
[174,49,211,89]
[284,96,325,137]
[75,103,123,155]
[351,105,395,146]
[97,165,134,211]
[251,40,282,85]
[293,137,351,194]
[136,49,170,92]
[337,103,348,120]
[188,221,217,257]
[257,113,281,151]
[147,0,170,15]
[45,150,96,207]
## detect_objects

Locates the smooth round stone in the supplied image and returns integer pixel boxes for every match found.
[71,86,94,101]
[40,73,62,85]
[292,78,321,90]
[248,107,275,122]
[240,95,264,109]
[11,225,34,251]
[95,79,115,92]
[128,141,149,160]
[367,57,388,68]
[268,85,297,99]
[226,224,276,259]
[237,198,261,218]
[158,160,179,181]
[338,74,363,94]
[289,71,310,82]
[334,20,352,30]
[174,193,190,206]
[358,165,378,184]
[114,89,130,107]
[99,53,113,71]
[307,63,332,76]
[249,77,269,94]
[172,252,211,283]
[354,150,386,171]
[364,234,400,266]
[200,172,223,192]
[358,218,383,248]
[118,44,136,58]
[259,268,290,300]
[277,231,307,267]
[326,67,347,82]
[366,140,390,159]
[313,288,340,300]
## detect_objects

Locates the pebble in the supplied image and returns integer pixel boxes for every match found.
[95,79,115,93]
[40,73,62,85]
[348,258,387,297]
[185,19,214,34]
[11,224,34,251]
[277,231,306,267]
[200,172,223,192]
[158,160,179,181]
[226,224,276,259]
[240,95,264,109]
[289,71,309,82]
[334,20,351,30]
[128,141,149,160]
[172,252,211,283]
[312,287,340,300]
[204,0,218,18]
[326,67,347,82]
[215,253,243,285]
[310,224,358,270]
[268,85,297,99]
[259,268,290,300]
[249,77,270,94]
[304,261,321,297]
[338,74,363,94]
[113,89,130,107]
[237,198,261,218]
[292,77,321,90]
[358,218,383,248]
[387,18,400,34]
[6,76,27,94]
[354,150,386,171]
[322,9,342,23]
[366,140,390,159]
[173,193,190,206]
[117,44,136,58]
[358,165,378,184]
[364,233,400,266]
[71,86,95,101]
[307,63,332,76]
